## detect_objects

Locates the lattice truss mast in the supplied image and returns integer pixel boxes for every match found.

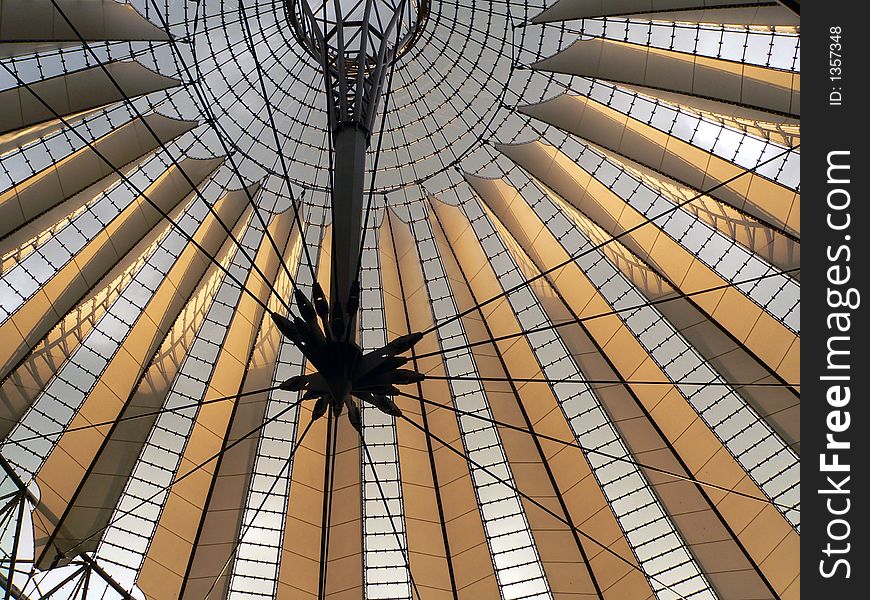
[0,1,799,600]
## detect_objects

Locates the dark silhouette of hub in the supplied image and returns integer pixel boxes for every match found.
[271,284,424,430]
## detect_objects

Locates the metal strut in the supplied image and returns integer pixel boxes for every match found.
[0,458,135,600]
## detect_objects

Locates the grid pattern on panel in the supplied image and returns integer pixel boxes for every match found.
[0,0,587,207]
[539,190,800,528]
[465,182,716,600]
[563,77,801,190]
[581,18,800,71]
[0,39,164,87]
[0,1,802,597]
[614,159,795,240]
[359,211,412,600]
[0,104,136,188]
[548,133,799,334]
[0,151,177,323]
[405,206,552,600]
[0,194,208,479]
[226,204,327,600]
[116,0,580,203]
[2,198,103,273]
[95,214,263,583]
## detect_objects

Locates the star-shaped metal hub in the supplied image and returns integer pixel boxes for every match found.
[270,283,425,430]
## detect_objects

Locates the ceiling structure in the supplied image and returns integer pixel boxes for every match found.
[0,1,799,600]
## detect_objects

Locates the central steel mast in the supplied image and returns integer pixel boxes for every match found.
[288,0,427,338]
[277,4,429,597]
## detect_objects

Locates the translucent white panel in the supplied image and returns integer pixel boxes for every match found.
[358,210,413,600]
[583,80,801,190]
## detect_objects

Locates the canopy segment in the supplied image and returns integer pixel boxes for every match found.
[0,1,799,599]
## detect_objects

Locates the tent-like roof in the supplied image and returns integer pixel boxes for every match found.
[0,1,799,599]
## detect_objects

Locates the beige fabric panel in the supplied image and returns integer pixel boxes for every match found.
[466,178,798,599]
[317,225,332,299]
[0,189,192,439]
[574,139,799,278]
[139,206,290,600]
[517,95,799,237]
[319,418,364,599]
[499,140,799,386]
[466,175,798,452]
[0,61,180,143]
[430,199,654,599]
[0,113,196,241]
[0,0,168,58]
[532,38,799,117]
[627,6,799,26]
[0,156,222,383]
[30,187,249,569]
[380,209,500,599]
[531,1,784,24]
[275,401,326,600]
[277,215,329,600]
[695,116,798,149]
[0,41,80,59]
[536,3,798,27]
[179,211,300,600]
